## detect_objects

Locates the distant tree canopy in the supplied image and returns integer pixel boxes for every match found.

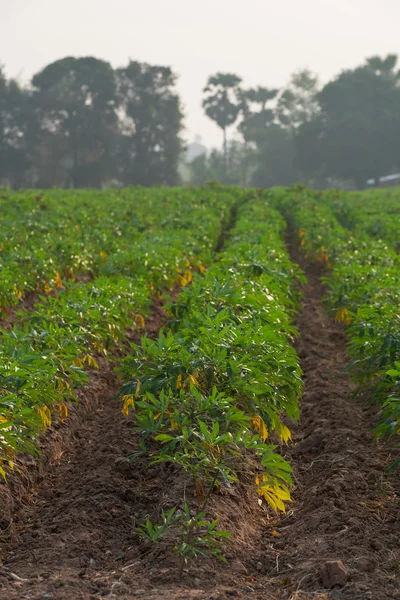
[202,73,243,174]
[0,57,183,188]
[0,66,30,187]
[199,55,400,189]
[1,53,400,189]
[297,56,400,188]
[31,57,118,188]
[116,62,183,186]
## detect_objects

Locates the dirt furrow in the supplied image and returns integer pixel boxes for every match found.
[0,299,172,600]
[0,210,242,600]
[1,232,399,600]
[265,246,400,600]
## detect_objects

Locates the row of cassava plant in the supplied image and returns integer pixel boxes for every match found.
[275,186,400,458]
[322,187,400,252]
[0,187,235,312]
[119,197,304,570]
[0,188,238,478]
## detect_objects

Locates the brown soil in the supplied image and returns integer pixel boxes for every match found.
[269,247,400,600]
[1,248,399,600]
[0,291,41,330]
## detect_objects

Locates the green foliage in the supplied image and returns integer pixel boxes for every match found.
[0,188,233,311]
[120,195,303,538]
[327,188,400,252]
[0,187,236,475]
[137,504,230,576]
[274,185,400,456]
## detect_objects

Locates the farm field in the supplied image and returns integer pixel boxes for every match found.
[0,185,399,600]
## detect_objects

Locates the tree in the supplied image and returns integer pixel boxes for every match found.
[236,86,297,187]
[251,124,297,188]
[0,66,32,187]
[31,57,118,187]
[319,56,400,187]
[202,73,242,173]
[365,54,399,77]
[239,86,278,144]
[293,116,326,187]
[188,141,256,187]
[116,61,184,186]
[294,55,400,188]
[277,69,320,132]
[189,153,210,186]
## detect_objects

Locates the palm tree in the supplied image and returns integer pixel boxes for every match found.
[239,87,278,143]
[202,73,242,174]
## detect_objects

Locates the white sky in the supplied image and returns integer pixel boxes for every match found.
[1,0,399,147]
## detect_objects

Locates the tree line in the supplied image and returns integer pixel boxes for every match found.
[1,54,400,189]
[198,54,400,189]
[0,57,184,188]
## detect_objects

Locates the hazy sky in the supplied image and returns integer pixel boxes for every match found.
[1,0,399,147]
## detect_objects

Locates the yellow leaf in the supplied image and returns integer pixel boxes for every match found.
[198,263,206,274]
[0,466,7,480]
[99,251,108,262]
[276,422,292,444]
[252,414,268,441]
[135,379,141,398]
[171,419,179,431]
[257,477,291,514]
[176,374,183,390]
[43,282,52,294]
[255,474,260,486]
[84,355,99,369]
[298,229,305,238]
[316,246,329,264]
[121,395,135,416]
[272,529,281,537]
[187,373,199,387]
[36,406,52,429]
[72,357,84,368]
[94,341,105,354]
[64,267,75,281]
[135,314,145,329]
[54,272,63,289]
[179,270,193,287]
[335,307,351,325]
[262,490,285,513]
[59,403,68,421]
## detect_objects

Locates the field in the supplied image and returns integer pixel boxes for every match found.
[0,185,399,600]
